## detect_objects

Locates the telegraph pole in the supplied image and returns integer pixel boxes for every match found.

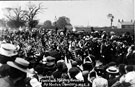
[54,16,58,34]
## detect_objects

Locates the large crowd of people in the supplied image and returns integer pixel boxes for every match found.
[0,27,134,87]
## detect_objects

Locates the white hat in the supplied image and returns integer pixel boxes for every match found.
[106,66,119,74]
[30,78,42,87]
[110,31,115,35]
[7,58,31,73]
[0,43,18,57]
[57,59,64,63]
[75,71,84,81]
[95,60,103,67]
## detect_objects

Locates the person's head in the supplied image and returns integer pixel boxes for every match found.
[69,67,80,79]
[125,32,130,36]
[82,71,89,81]
[118,64,126,75]
[125,65,134,73]
[0,64,10,77]
[56,62,63,71]
[57,60,68,73]
[108,62,116,67]
[7,58,31,81]
[83,63,93,71]
[71,61,78,67]
[8,66,27,80]
[91,27,95,32]
[75,58,82,66]
[95,67,105,77]
[106,66,119,79]
[89,71,97,82]
[62,67,68,73]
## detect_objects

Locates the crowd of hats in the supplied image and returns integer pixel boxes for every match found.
[0,28,135,87]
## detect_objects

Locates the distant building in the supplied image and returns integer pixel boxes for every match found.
[117,20,134,29]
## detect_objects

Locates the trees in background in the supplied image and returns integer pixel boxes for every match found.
[24,3,45,29]
[0,19,7,28]
[4,3,45,30]
[54,16,72,29]
[43,20,53,29]
[3,3,72,31]
[28,20,39,29]
[5,7,26,28]
[43,16,72,31]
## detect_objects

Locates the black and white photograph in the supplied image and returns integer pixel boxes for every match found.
[0,0,134,87]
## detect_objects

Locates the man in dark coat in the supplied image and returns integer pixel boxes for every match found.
[52,61,68,79]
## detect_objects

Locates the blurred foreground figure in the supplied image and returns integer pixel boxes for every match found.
[0,43,18,64]
[0,58,41,87]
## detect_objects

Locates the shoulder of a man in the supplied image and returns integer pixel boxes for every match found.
[0,78,14,87]
[93,76,108,84]
[125,71,135,82]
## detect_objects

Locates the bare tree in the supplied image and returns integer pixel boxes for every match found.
[4,2,46,29]
[24,3,46,29]
[4,7,26,28]
[5,7,26,21]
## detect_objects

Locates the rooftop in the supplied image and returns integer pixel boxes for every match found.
[119,21,135,25]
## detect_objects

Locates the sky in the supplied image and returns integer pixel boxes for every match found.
[0,0,134,27]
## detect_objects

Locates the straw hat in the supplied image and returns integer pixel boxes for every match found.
[7,58,31,73]
[106,66,119,74]
[0,43,18,57]
[110,31,115,35]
